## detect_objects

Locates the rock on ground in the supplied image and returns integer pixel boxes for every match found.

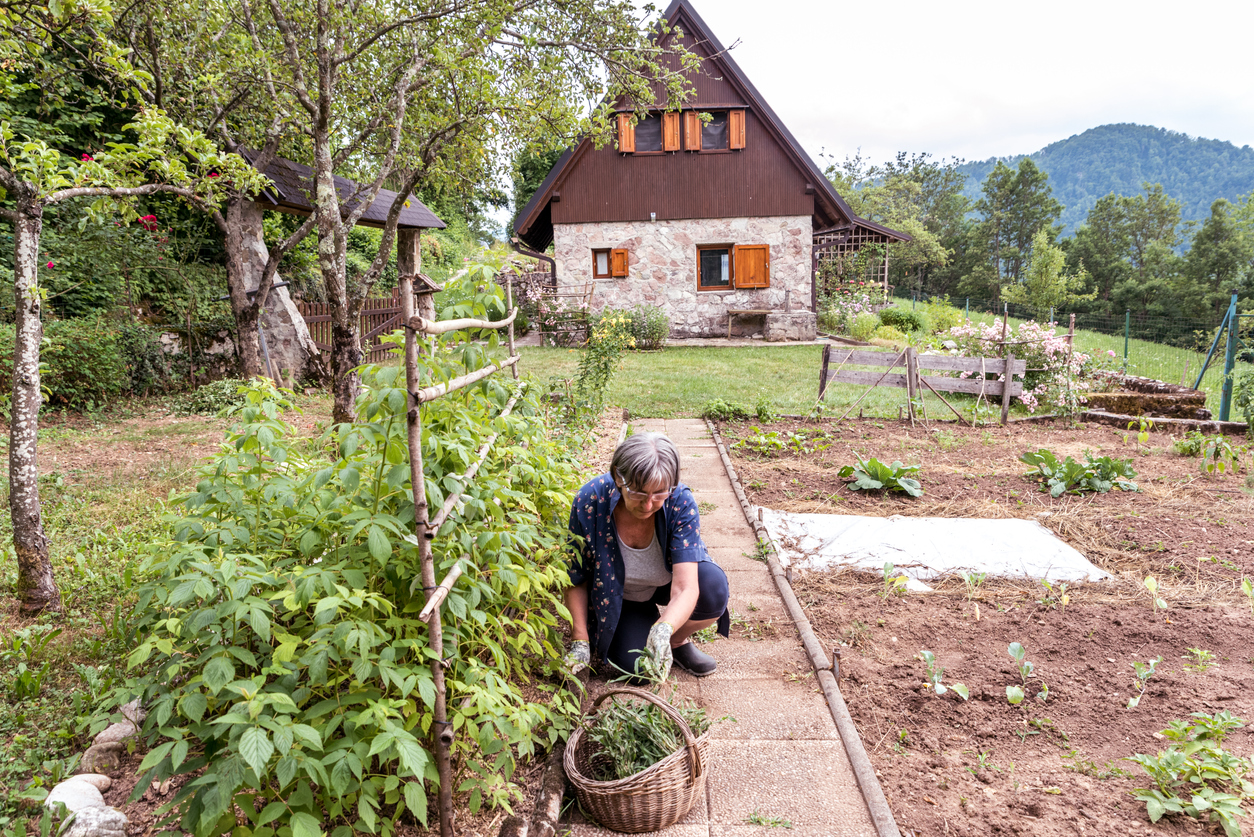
[62,807,128,837]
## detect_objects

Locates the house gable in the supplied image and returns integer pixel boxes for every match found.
[515,0,858,251]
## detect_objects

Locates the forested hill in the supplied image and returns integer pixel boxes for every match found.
[956,124,1254,236]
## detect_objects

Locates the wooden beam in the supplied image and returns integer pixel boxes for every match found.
[408,309,517,335]
[419,561,466,621]
[1001,352,1015,425]
[413,356,520,403]
[818,344,831,400]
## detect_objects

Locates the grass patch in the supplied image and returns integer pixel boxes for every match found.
[519,345,987,419]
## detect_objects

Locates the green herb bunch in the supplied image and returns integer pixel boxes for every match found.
[584,695,711,781]
[1019,448,1138,496]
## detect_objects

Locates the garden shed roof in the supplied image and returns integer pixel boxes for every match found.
[242,150,446,230]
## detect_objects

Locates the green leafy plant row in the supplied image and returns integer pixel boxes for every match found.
[839,455,923,497]
[112,358,585,837]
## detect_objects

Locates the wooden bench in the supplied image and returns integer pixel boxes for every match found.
[726,309,774,339]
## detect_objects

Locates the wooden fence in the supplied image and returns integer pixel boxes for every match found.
[297,289,403,364]
[818,345,1026,424]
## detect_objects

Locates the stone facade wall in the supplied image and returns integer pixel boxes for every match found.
[552,215,813,338]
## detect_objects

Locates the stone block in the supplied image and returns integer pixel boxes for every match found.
[763,312,816,342]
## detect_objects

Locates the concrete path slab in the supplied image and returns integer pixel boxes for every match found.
[563,418,878,837]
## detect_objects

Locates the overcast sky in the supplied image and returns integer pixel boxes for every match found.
[677,0,1254,168]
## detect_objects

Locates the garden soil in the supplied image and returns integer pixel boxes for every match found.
[722,416,1254,837]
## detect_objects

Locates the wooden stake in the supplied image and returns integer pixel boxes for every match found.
[1000,351,1015,426]
[905,347,918,426]
[918,374,973,427]
[818,344,831,400]
[400,274,456,837]
[506,273,519,379]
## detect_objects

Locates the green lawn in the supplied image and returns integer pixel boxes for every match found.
[518,344,990,419]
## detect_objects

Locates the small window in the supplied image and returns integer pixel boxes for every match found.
[701,112,729,150]
[697,245,734,291]
[592,249,612,279]
[634,114,663,152]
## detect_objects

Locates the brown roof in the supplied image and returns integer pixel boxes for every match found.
[513,0,907,250]
[242,151,445,230]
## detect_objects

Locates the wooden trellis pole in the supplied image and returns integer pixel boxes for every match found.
[400,271,522,837]
[401,273,456,836]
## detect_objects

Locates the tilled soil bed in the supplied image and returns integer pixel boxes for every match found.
[720,417,1254,837]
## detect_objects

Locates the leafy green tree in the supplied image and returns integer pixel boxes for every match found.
[963,159,1062,298]
[825,151,969,294]
[128,0,702,422]
[1177,198,1253,319]
[1001,228,1094,310]
[0,2,265,613]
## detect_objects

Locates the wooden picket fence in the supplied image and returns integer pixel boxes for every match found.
[817,345,1026,424]
[297,289,403,364]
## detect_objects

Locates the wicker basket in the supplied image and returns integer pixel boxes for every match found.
[564,686,710,834]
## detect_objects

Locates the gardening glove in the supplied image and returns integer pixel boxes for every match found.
[563,640,591,675]
[644,621,674,681]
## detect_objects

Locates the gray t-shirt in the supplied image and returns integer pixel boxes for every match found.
[619,532,672,602]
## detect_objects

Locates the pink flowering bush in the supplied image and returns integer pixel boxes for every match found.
[944,318,1113,413]
[820,287,887,334]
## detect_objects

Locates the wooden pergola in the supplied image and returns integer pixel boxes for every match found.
[812,222,897,306]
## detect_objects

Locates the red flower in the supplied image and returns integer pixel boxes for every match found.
[47,261,55,268]
[208,172,220,178]
[81,153,94,162]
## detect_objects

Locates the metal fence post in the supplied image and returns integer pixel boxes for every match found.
[1220,293,1240,421]
[965,299,969,321]
[1128,307,1138,373]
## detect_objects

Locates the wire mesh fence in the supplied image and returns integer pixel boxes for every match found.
[895,294,1254,411]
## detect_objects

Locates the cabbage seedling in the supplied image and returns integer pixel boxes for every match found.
[918,649,969,701]
[1008,642,1035,685]
[1241,577,1253,615]
[1127,656,1161,709]
[1144,576,1168,614]
[1006,686,1025,705]
[880,562,908,598]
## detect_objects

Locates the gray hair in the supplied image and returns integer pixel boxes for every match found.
[611,432,680,490]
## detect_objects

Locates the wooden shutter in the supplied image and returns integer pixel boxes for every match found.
[616,113,635,153]
[729,110,746,149]
[683,111,702,151]
[662,112,681,151]
[733,244,770,289]
[610,248,629,277]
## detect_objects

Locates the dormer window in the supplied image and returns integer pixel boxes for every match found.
[620,109,744,154]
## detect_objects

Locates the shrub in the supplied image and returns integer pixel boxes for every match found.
[619,305,670,350]
[919,298,964,334]
[172,378,251,416]
[946,318,1096,413]
[115,371,584,836]
[878,306,929,333]
[700,399,750,421]
[849,312,880,342]
[819,288,886,334]
[0,315,127,412]
[872,324,906,343]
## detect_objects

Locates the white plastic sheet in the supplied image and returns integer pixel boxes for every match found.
[760,509,1110,592]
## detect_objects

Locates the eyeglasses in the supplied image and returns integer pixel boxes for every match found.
[614,474,675,503]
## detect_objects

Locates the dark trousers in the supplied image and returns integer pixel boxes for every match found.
[606,560,729,679]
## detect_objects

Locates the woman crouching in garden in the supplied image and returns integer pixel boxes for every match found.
[564,432,730,680]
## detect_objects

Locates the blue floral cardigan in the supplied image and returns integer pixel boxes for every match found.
[567,473,730,663]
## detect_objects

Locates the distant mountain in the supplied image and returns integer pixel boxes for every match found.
[956,124,1254,236]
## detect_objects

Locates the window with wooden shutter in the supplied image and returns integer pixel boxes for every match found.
[662,112,681,151]
[733,244,770,289]
[610,248,629,277]
[616,113,635,153]
[592,249,611,279]
[729,110,746,149]
[683,111,702,151]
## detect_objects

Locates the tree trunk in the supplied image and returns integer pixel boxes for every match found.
[224,196,265,378]
[329,317,362,424]
[9,199,61,614]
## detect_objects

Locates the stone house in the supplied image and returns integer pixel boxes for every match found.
[511,0,908,340]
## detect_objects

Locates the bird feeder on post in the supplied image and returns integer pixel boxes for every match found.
[405,272,444,323]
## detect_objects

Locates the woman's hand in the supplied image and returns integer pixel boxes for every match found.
[644,621,674,680]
